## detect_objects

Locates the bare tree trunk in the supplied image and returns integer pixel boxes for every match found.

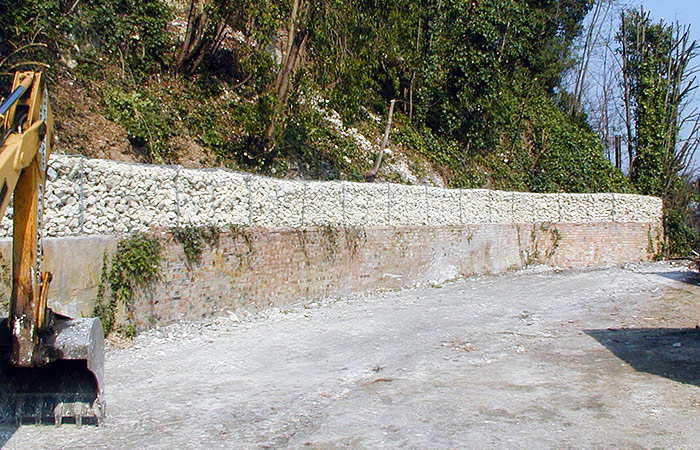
[176,0,231,75]
[599,46,611,160]
[409,72,415,121]
[571,0,610,116]
[262,0,312,151]
[263,32,309,149]
[177,0,208,74]
[275,0,301,94]
[620,11,636,179]
[366,99,397,181]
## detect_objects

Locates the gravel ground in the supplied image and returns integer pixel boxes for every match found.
[2,261,700,449]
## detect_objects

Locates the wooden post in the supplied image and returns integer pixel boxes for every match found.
[366,99,396,180]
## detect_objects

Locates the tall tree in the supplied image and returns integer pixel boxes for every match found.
[176,0,233,75]
[617,8,699,197]
[262,0,312,150]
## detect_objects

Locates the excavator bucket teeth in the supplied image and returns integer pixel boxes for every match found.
[0,318,105,426]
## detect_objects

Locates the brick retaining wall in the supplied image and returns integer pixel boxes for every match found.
[126,221,661,329]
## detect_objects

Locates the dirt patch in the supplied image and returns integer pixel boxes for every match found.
[51,73,220,168]
[52,75,135,161]
[168,135,218,169]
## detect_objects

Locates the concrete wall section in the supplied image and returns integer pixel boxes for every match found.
[0,235,117,319]
[0,155,663,237]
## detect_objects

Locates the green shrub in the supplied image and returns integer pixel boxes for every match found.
[103,87,174,162]
[172,225,220,266]
[73,0,173,74]
[525,95,633,193]
[108,232,162,316]
[0,0,172,87]
[664,204,699,258]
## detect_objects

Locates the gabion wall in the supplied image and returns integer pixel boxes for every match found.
[0,155,663,237]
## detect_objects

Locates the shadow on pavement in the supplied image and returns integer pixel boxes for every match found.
[585,327,700,386]
[0,424,18,447]
[652,270,700,287]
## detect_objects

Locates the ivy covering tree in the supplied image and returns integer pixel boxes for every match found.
[618,9,687,196]
[617,7,699,255]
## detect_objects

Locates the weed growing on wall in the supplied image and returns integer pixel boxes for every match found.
[228,224,253,247]
[228,224,255,268]
[321,225,338,262]
[172,225,221,266]
[93,252,115,334]
[172,226,204,265]
[94,233,163,336]
[115,324,138,339]
[540,224,561,259]
[108,232,163,329]
[343,226,367,258]
[295,229,312,266]
[647,225,666,260]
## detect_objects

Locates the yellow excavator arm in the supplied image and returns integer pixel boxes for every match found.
[0,72,104,426]
[0,71,52,219]
[0,71,53,367]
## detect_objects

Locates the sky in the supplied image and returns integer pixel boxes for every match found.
[635,0,700,28]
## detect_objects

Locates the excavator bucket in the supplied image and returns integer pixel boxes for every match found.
[0,316,105,426]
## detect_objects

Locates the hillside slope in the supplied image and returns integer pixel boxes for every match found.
[1,0,630,193]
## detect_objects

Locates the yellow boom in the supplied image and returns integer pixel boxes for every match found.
[0,71,53,367]
[0,71,104,426]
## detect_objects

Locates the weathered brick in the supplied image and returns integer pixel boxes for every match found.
[124,222,662,329]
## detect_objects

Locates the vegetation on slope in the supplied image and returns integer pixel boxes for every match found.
[0,0,628,189]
